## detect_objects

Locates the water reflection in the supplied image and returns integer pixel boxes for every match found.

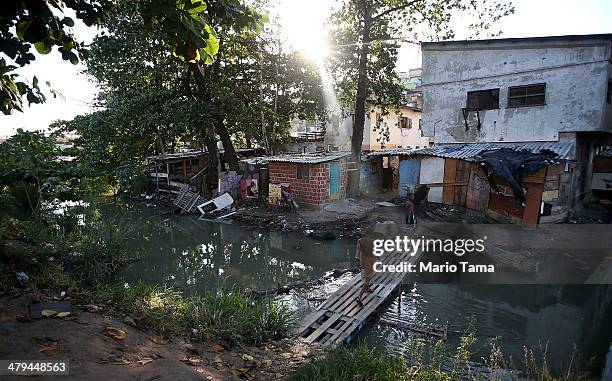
[119,215,356,294]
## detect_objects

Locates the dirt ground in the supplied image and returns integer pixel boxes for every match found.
[0,291,316,381]
[232,195,410,238]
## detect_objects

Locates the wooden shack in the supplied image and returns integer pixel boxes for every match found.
[147,151,208,194]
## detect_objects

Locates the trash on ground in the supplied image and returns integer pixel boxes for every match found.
[104,326,127,340]
[29,301,71,319]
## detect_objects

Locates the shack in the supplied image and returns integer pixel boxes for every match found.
[267,152,350,206]
[147,151,208,194]
[410,142,575,224]
[362,148,418,196]
[592,147,612,202]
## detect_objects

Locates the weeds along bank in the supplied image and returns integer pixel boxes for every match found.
[0,198,295,347]
[290,338,595,381]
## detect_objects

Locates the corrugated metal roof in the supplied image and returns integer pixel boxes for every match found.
[148,150,206,161]
[365,148,419,158]
[266,152,351,164]
[409,142,575,161]
[241,156,269,165]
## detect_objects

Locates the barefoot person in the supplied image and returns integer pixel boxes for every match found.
[405,194,416,225]
[355,227,379,306]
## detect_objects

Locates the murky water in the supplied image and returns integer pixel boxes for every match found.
[117,207,611,378]
[119,213,356,294]
[360,283,612,377]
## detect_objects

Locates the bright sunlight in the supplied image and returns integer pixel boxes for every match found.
[278,0,331,60]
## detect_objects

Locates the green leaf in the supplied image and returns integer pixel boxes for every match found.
[32,76,38,87]
[68,52,79,65]
[34,41,52,54]
[62,17,75,27]
[184,0,207,13]
[16,20,31,41]
[201,24,218,58]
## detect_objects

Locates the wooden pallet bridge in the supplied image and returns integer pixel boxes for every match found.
[297,249,417,347]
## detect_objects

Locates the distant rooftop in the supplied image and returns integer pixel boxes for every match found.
[422,34,612,50]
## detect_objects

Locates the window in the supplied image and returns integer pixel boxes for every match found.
[297,164,309,180]
[466,89,499,110]
[508,83,546,107]
[607,80,611,104]
[371,161,379,174]
[400,116,412,129]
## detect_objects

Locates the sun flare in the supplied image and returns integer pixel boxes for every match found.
[278,0,331,60]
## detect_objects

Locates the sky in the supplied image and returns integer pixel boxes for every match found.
[1,0,611,137]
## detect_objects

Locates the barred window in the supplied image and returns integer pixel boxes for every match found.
[466,89,499,110]
[508,83,546,107]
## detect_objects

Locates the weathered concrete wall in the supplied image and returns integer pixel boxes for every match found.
[419,157,445,202]
[324,112,363,151]
[366,106,432,150]
[360,158,383,194]
[422,38,612,144]
[271,140,322,154]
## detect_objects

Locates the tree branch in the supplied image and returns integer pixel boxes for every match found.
[372,0,423,22]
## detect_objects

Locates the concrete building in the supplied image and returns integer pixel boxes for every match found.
[361,105,433,151]
[421,34,612,208]
[325,68,433,152]
[272,118,326,153]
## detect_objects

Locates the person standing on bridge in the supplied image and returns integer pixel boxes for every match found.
[355,226,382,306]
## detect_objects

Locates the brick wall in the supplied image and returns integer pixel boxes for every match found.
[269,162,331,205]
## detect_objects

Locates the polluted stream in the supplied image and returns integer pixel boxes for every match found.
[117,207,612,378]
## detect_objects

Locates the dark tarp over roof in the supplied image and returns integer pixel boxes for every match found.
[477,148,561,203]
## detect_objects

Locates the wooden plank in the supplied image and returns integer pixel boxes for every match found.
[297,309,327,335]
[442,158,458,205]
[303,313,342,344]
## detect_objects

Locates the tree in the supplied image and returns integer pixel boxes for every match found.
[62,0,323,178]
[0,0,222,115]
[326,0,514,197]
[0,129,80,217]
[0,0,109,114]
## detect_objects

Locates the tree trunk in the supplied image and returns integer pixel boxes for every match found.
[203,134,219,198]
[217,121,240,171]
[189,61,241,172]
[347,10,370,198]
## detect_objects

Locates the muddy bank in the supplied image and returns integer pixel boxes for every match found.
[231,197,408,239]
[0,291,318,381]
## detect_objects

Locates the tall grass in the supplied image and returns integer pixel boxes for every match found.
[291,329,595,381]
[91,282,295,345]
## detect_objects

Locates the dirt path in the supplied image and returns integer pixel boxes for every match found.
[0,292,314,380]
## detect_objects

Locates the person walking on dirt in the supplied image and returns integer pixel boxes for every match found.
[405,191,417,225]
